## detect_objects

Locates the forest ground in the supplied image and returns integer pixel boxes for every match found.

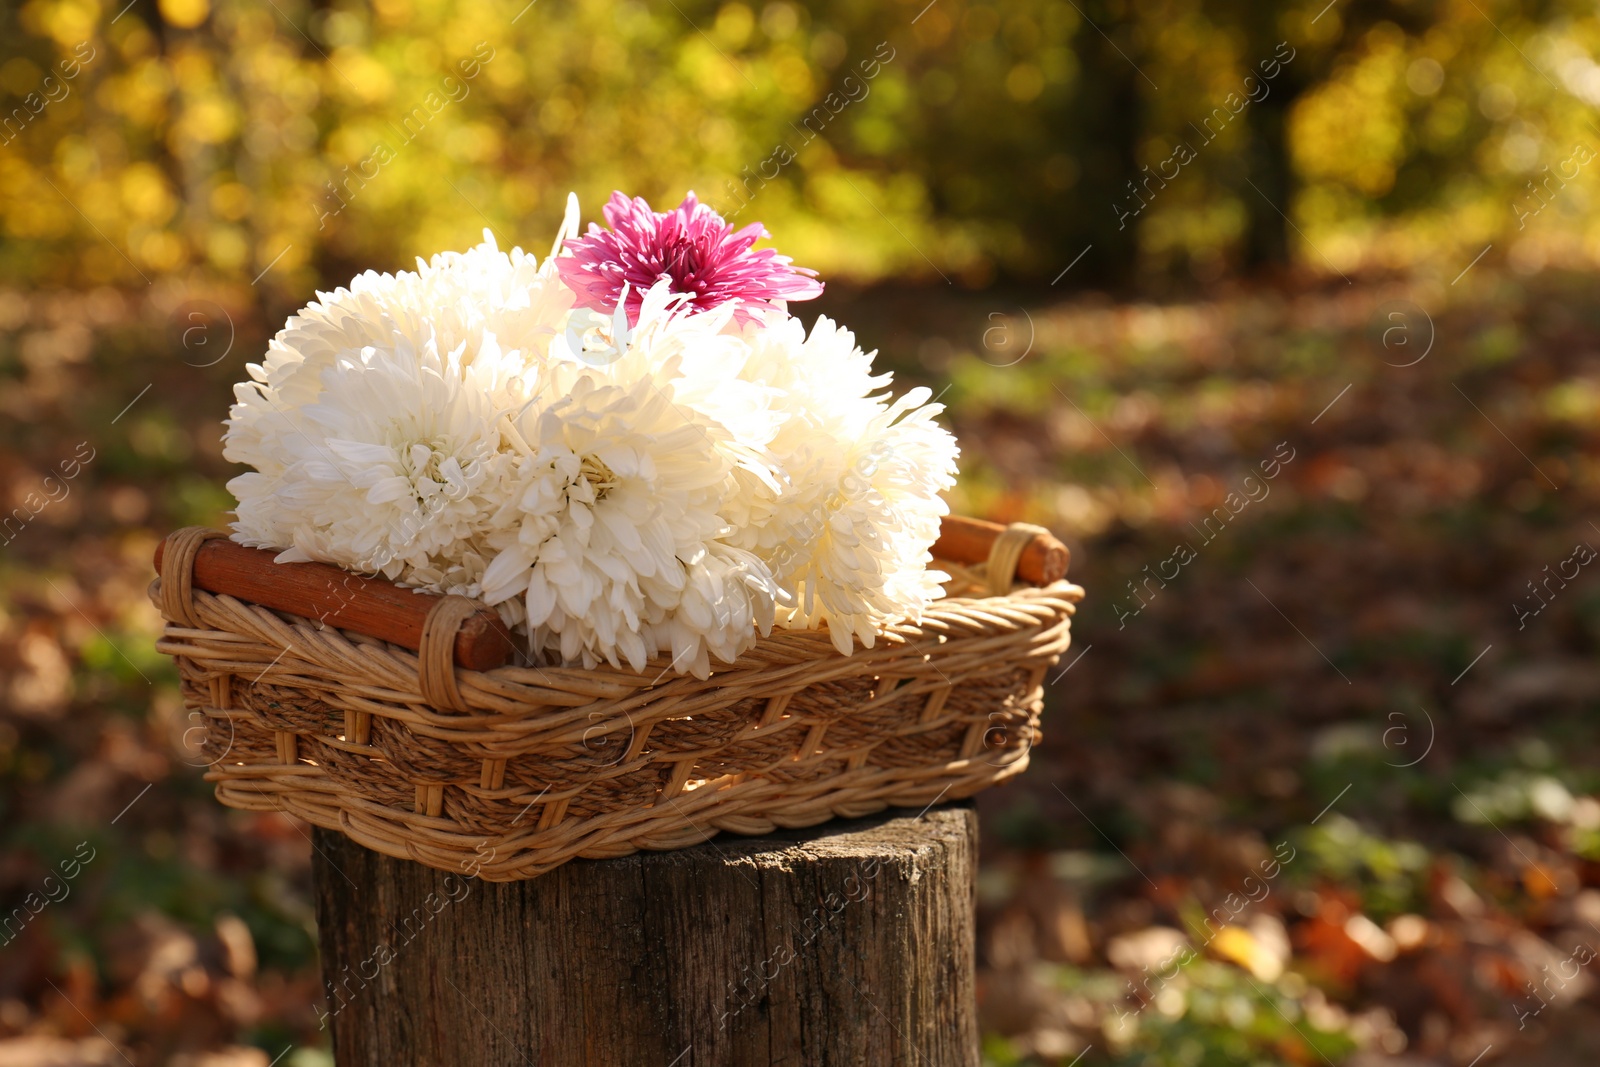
[2,264,1598,1065]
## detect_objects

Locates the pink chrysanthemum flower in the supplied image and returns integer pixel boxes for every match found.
[556,191,823,326]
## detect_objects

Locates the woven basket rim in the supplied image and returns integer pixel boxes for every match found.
[153,520,1083,702]
[153,575,1084,712]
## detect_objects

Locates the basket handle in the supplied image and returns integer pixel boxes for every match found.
[930,516,1070,587]
[154,529,516,671]
[158,526,228,628]
[419,596,484,712]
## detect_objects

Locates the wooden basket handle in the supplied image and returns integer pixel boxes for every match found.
[930,516,1070,587]
[154,531,517,671]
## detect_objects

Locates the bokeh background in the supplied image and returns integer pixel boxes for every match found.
[4,0,1600,1063]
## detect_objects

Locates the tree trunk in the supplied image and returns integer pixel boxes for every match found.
[1073,0,1147,289]
[1240,7,1306,271]
[312,804,978,1066]
[1241,72,1296,270]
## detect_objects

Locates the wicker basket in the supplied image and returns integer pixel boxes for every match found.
[152,522,1083,881]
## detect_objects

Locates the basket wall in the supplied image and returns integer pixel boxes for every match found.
[154,554,1082,881]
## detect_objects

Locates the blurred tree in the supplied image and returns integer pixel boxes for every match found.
[0,0,1598,293]
[1231,0,1448,271]
[1061,0,1145,287]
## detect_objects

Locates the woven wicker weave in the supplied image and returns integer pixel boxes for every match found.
[152,523,1083,881]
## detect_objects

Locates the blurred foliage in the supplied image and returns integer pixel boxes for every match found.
[3,0,1600,294]
[984,959,1361,1066]
[1295,815,1431,920]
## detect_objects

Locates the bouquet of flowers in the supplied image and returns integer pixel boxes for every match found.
[223,192,959,679]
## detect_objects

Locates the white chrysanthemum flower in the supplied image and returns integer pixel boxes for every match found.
[253,337,528,592]
[224,232,568,593]
[546,282,786,490]
[733,315,960,654]
[480,366,782,678]
[224,231,569,481]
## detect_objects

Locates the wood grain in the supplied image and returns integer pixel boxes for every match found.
[153,537,515,671]
[312,805,979,1066]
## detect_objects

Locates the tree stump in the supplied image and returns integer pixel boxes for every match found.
[312,804,978,1066]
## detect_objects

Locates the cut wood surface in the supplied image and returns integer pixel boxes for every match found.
[312,805,979,1067]
[156,518,1069,671]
